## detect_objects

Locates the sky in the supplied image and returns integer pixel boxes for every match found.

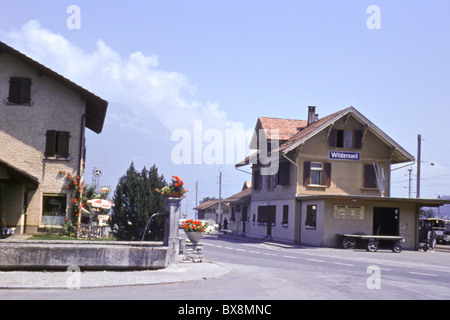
[1,1,450,217]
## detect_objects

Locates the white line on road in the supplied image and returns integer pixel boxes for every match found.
[283,255,297,259]
[264,253,276,256]
[333,262,354,267]
[236,249,246,252]
[307,258,325,263]
[408,271,439,277]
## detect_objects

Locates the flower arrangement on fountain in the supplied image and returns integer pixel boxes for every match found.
[155,175,188,198]
[182,219,208,243]
[181,219,208,233]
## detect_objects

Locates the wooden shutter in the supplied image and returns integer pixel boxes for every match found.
[328,129,336,147]
[353,130,363,149]
[364,164,377,188]
[8,77,31,104]
[8,78,21,103]
[324,162,332,187]
[277,162,290,185]
[19,78,32,103]
[303,161,311,186]
[253,169,262,190]
[57,131,70,158]
[44,130,57,157]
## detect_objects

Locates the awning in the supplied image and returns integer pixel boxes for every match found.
[295,194,450,207]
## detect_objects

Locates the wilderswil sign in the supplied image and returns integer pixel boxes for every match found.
[329,151,360,161]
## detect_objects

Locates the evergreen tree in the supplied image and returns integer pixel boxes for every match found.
[111,162,166,241]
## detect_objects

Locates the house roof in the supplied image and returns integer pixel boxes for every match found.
[225,187,251,204]
[193,199,230,211]
[254,117,308,141]
[0,41,108,134]
[237,106,414,167]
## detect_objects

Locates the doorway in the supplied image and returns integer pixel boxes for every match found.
[373,207,399,236]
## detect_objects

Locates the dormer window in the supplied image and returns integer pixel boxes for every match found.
[8,77,32,105]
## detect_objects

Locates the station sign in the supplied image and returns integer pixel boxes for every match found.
[329,151,360,161]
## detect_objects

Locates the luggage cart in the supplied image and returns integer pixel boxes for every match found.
[337,233,404,253]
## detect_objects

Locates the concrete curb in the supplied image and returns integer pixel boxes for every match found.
[0,261,232,290]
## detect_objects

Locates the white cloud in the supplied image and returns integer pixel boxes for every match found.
[0,20,244,134]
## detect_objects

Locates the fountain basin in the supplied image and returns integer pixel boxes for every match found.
[0,240,169,270]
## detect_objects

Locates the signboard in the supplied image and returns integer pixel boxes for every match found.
[334,205,364,220]
[100,186,111,194]
[329,151,360,161]
[98,215,110,227]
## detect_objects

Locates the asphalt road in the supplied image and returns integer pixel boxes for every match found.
[1,234,450,300]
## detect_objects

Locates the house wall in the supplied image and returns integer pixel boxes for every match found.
[297,116,392,197]
[299,199,417,250]
[245,198,298,243]
[245,161,299,241]
[0,52,85,232]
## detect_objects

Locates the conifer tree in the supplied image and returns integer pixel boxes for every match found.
[111,162,166,241]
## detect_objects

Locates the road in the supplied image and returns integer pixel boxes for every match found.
[1,234,450,300]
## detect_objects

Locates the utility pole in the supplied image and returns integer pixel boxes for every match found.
[218,168,223,229]
[195,180,198,208]
[416,134,421,199]
[408,168,413,198]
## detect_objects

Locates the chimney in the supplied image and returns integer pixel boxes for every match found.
[307,106,316,126]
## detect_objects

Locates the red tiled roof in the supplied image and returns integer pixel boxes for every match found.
[257,117,307,141]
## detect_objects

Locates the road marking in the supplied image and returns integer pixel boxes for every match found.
[283,255,297,259]
[236,249,246,252]
[307,258,325,263]
[249,251,260,254]
[264,253,276,256]
[333,262,354,267]
[224,247,233,250]
[408,271,439,277]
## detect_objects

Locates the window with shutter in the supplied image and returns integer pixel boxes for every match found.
[364,164,378,188]
[44,131,70,159]
[8,77,32,104]
[329,129,363,150]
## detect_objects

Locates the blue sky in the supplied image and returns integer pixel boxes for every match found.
[1,1,450,216]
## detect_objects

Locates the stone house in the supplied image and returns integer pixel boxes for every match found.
[0,41,108,234]
[236,106,450,249]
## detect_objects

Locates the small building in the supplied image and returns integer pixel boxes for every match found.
[0,41,108,234]
[194,199,230,226]
[225,181,251,235]
[236,106,450,249]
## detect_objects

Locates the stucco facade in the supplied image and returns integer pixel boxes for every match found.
[0,41,107,234]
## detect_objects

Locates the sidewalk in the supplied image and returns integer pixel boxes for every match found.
[0,261,231,290]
